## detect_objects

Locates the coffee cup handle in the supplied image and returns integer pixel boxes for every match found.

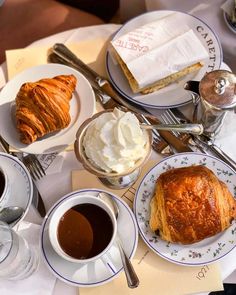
[101,254,118,275]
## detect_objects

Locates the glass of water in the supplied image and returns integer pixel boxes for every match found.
[0,221,39,280]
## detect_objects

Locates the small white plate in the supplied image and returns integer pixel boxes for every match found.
[106,10,222,109]
[0,152,33,226]
[40,189,138,287]
[0,64,96,154]
[134,152,236,266]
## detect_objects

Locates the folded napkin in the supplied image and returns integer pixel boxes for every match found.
[72,160,223,295]
[214,110,236,161]
[110,12,208,90]
[0,222,56,295]
[5,38,109,81]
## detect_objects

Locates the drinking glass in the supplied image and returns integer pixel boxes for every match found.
[0,221,39,280]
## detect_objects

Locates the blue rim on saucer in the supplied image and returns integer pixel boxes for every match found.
[0,153,33,227]
[40,189,138,287]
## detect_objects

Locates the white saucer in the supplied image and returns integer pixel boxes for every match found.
[0,152,33,226]
[40,189,139,287]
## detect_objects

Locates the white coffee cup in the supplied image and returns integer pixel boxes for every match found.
[0,166,10,210]
[49,191,117,263]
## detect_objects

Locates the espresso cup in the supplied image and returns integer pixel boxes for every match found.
[0,166,10,210]
[49,192,117,263]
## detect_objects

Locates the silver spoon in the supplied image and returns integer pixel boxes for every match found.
[140,122,204,135]
[0,206,24,225]
[98,192,139,288]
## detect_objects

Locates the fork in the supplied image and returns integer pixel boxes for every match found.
[21,154,46,181]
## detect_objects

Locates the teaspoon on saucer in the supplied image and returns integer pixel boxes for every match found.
[98,192,139,288]
[0,206,24,225]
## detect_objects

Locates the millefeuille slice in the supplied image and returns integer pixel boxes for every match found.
[110,14,209,94]
[113,49,203,94]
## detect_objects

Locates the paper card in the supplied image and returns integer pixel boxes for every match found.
[111,13,208,88]
[71,160,223,295]
[5,38,109,80]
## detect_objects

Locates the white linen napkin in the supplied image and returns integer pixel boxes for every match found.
[0,222,56,295]
[37,152,65,175]
[214,110,236,161]
[111,12,208,89]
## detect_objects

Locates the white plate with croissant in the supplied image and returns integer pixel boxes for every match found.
[0,64,96,154]
[134,152,236,266]
[106,10,222,109]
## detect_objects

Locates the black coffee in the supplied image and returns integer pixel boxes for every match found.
[57,203,113,259]
[0,170,5,199]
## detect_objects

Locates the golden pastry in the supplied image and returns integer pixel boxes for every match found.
[149,165,236,244]
[15,74,77,144]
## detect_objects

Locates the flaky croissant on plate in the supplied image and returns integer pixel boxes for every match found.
[15,74,77,144]
[149,165,236,244]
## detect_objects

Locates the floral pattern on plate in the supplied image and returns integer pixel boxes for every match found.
[134,152,236,266]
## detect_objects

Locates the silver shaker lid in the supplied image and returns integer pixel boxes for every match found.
[199,70,236,109]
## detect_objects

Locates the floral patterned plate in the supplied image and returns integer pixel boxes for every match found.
[134,152,236,266]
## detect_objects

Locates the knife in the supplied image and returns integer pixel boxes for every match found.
[31,181,46,217]
[49,45,193,153]
[0,135,46,217]
[50,45,154,115]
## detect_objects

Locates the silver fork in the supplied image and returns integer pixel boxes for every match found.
[21,154,46,181]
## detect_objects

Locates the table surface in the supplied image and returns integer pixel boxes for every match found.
[0,20,236,294]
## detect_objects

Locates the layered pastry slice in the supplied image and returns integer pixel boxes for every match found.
[110,13,209,94]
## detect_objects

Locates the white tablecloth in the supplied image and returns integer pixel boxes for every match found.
[0,23,236,294]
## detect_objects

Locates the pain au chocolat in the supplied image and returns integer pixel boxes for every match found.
[149,165,236,244]
[15,74,77,144]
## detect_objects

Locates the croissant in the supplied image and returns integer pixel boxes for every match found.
[15,74,77,144]
[149,165,236,244]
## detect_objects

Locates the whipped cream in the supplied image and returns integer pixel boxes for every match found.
[83,108,148,173]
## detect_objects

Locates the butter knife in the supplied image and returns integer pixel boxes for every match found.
[49,45,193,153]
[0,135,46,217]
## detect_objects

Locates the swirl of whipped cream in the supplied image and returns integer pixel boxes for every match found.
[83,108,148,173]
